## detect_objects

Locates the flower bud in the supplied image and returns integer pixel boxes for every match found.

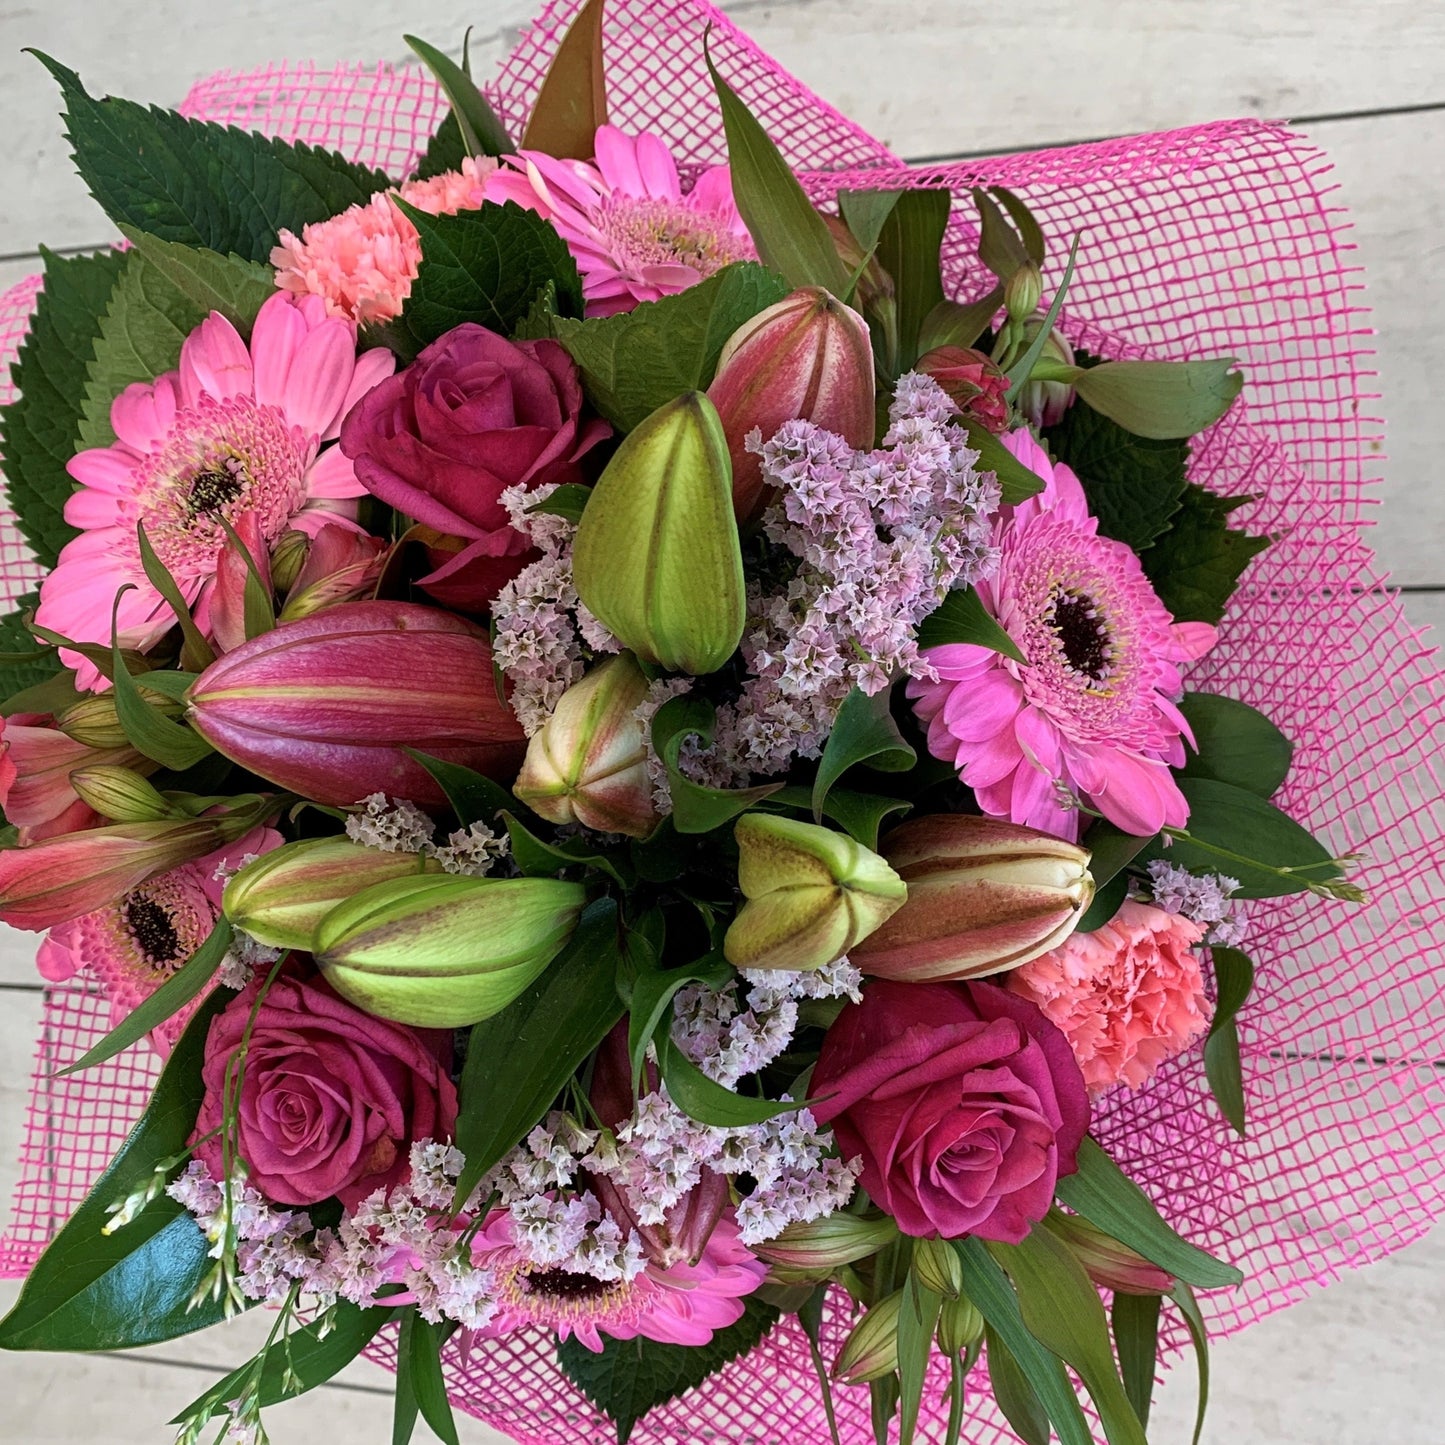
[723,813,907,972]
[572,392,745,675]
[823,216,895,314]
[1004,263,1043,322]
[850,814,1093,982]
[211,509,274,654]
[57,693,179,750]
[186,601,526,809]
[911,1237,963,1298]
[68,766,178,823]
[1015,322,1076,428]
[512,653,658,838]
[753,1212,899,1281]
[935,1292,984,1357]
[916,346,1011,434]
[269,528,313,593]
[1046,1212,1174,1295]
[313,873,586,1027]
[276,523,386,624]
[832,1290,902,1384]
[223,835,444,952]
[707,287,876,524]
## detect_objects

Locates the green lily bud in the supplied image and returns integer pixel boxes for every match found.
[69,766,179,823]
[571,392,745,675]
[58,691,180,750]
[223,836,444,952]
[936,1292,984,1357]
[1015,322,1076,428]
[724,813,907,971]
[753,1212,899,1282]
[1004,262,1043,322]
[1045,1211,1175,1295]
[313,874,586,1027]
[832,1290,902,1384]
[911,1237,963,1299]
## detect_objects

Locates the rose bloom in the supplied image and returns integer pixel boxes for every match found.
[811,978,1088,1242]
[1008,898,1210,1094]
[192,971,458,1208]
[340,324,609,610]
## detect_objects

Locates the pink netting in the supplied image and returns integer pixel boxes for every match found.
[2,2,1441,1442]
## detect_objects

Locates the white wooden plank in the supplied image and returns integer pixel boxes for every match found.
[0,924,45,989]
[0,988,44,1224]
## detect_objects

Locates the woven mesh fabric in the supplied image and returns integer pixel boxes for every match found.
[1,2,1441,1440]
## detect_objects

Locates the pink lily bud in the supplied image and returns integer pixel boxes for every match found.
[186,600,526,808]
[850,813,1094,982]
[707,286,876,525]
[1046,1211,1175,1295]
[210,510,273,654]
[277,523,387,624]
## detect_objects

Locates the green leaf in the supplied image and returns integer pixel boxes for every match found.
[1143,776,1343,898]
[628,947,731,1086]
[511,279,561,342]
[557,1295,779,1444]
[897,1272,943,1445]
[984,1327,1052,1445]
[953,1239,1093,1445]
[837,189,903,254]
[1071,359,1243,440]
[768,784,911,853]
[526,482,593,524]
[811,686,915,824]
[1139,482,1270,625]
[1111,1291,1161,1430]
[387,200,584,357]
[955,415,1045,505]
[651,695,783,836]
[1178,692,1292,799]
[392,1322,421,1445]
[452,898,624,1205]
[137,523,216,671]
[520,0,608,159]
[58,918,231,1077]
[33,51,390,263]
[1044,396,1190,553]
[0,245,125,567]
[0,993,233,1351]
[414,112,468,183]
[1003,233,1079,387]
[404,34,511,160]
[971,188,1032,280]
[917,290,1003,355]
[657,1031,801,1126]
[1082,820,1151,889]
[0,656,82,718]
[705,44,849,295]
[990,188,1046,267]
[985,1228,1147,1445]
[875,189,949,372]
[171,1302,393,1426]
[502,809,632,888]
[1204,946,1254,1136]
[1054,1137,1243,1289]
[1171,1283,1212,1445]
[1076,872,1128,933]
[111,599,214,770]
[0,596,65,700]
[548,262,790,432]
[404,1314,461,1445]
[916,585,1025,662]
[405,749,520,827]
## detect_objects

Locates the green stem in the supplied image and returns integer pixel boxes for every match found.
[1158,826,1363,900]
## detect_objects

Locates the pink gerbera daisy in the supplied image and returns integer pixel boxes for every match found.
[35,292,394,689]
[484,125,754,315]
[909,431,1216,840]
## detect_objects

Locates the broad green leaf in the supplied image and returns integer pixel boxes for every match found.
[705,44,849,295]
[58,918,231,1076]
[0,245,125,567]
[991,188,1046,266]
[984,1327,1052,1445]
[1178,692,1293,798]
[1139,482,1270,625]
[658,1032,801,1126]
[1003,233,1079,387]
[120,228,275,324]
[1204,946,1254,1136]
[1082,820,1151,889]
[768,784,911,853]
[405,34,511,160]
[811,686,915,824]
[972,188,1031,280]
[917,290,1003,355]
[525,482,593,524]
[557,1295,778,1444]
[520,0,608,158]
[1111,1291,1162,1430]
[404,1313,461,1445]
[1077,872,1128,933]
[1054,1137,1243,1289]
[1171,1282,1212,1445]
[1071,358,1243,440]
[651,695,783,835]
[916,585,1025,662]
[548,262,790,431]
[875,189,950,372]
[954,415,1045,505]
[837,189,903,254]
[0,595,65,701]
[392,1316,422,1445]
[452,899,624,1205]
[405,749,521,827]
[33,51,390,263]
[897,1272,943,1445]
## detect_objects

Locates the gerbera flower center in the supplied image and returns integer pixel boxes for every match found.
[187,462,247,516]
[122,893,184,966]
[596,195,752,277]
[1050,589,1111,681]
[522,1267,614,1299]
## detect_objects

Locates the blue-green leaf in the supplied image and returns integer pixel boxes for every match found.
[1178,692,1293,799]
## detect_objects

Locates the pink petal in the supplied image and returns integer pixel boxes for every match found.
[110,377,179,452]
[959,728,1024,789]
[942,672,1025,742]
[593,125,644,195]
[250,291,309,410]
[924,642,997,680]
[62,486,125,529]
[179,312,253,408]
[304,444,366,500]
[330,347,397,441]
[67,447,139,493]
[1089,751,1185,837]
[688,167,738,218]
[278,323,357,440]
[632,132,681,200]
[1014,706,1061,772]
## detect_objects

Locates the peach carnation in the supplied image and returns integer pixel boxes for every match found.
[271,156,499,324]
[1007,898,1210,1094]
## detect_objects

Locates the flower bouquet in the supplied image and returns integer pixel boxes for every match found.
[0,2,1438,1444]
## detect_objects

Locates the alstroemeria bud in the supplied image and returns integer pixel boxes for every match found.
[935,1292,984,1357]
[1004,263,1043,322]
[850,814,1093,982]
[210,509,274,654]
[723,814,907,972]
[269,528,312,593]
[572,393,745,675]
[313,874,586,1027]
[57,693,179,750]
[1015,323,1076,428]
[68,766,178,823]
[832,1291,902,1384]
[753,1212,899,1281]
[512,653,658,837]
[223,835,443,951]
[911,1237,963,1298]
[276,523,387,624]
[1046,1212,1175,1295]
[186,601,526,808]
[916,346,1011,434]
[707,287,876,524]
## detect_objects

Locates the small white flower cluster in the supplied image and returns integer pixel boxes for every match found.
[629,675,696,814]
[507,1191,645,1284]
[1145,860,1248,946]
[217,931,285,991]
[345,793,509,878]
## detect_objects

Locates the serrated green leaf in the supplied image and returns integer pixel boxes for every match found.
[916,585,1025,661]
[1178,692,1293,798]
[520,0,608,158]
[1071,358,1243,440]
[557,1295,779,1444]
[1204,946,1254,1136]
[657,1031,801,1126]
[1140,482,1270,625]
[1111,1291,1161,1430]
[0,594,65,701]
[414,112,469,183]
[1044,396,1190,552]
[876,189,949,372]
[405,34,511,161]
[549,262,790,431]
[651,694,783,835]
[811,686,915,824]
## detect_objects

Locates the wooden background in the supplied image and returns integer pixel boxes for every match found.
[0,1,1440,1439]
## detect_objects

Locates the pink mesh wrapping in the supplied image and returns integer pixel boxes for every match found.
[1,2,1441,1441]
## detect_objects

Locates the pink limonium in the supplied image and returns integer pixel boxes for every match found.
[483,125,754,315]
[908,431,1216,840]
[34,292,394,689]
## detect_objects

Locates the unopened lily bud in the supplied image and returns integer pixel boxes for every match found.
[823,216,895,313]
[1015,322,1076,428]
[513,653,658,837]
[911,1237,963,1298]
[723,814,907,972]
[1046,1212,1175,1295]
[314,873,586,1027]
[850,814,1093,982]
[1004,263,1043,322]
[936,1292,984,1357]
[223,835,444,952]
[753,1212,899,1281]
[572,392,745,675]
[69,766,178,823]
[707,286,876,524]
[832,1290,902,1384]
[57,692,179,750]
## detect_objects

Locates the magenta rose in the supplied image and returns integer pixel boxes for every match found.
[810,978,1088,1242]
[339,324,609,609]
[192,972,458,1208]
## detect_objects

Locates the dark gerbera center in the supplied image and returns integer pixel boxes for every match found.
[523,1268,612,1300]
[1050,590,1110,681]
[188,461,246,515]
[123,894,183,965]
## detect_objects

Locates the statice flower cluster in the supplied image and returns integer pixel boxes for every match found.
[1146,860,1248,946]
[345,793,509,877]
